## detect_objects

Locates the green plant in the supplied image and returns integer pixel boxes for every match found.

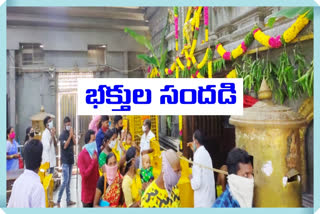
[234,55,255,94]
[166,116,172,131]
[267,7,313,28]
[124,14,170,77]
[236,47,313,104]
[296,60,313,97]
[213,58,226,74]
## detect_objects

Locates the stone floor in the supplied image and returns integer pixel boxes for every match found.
[53,173,82,208]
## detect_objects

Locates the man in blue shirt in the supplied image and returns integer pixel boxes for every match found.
[213,148,254,208]
[96,115,109,155]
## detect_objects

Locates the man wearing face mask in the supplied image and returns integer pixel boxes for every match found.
[212,148,254,208]
[139,119,161,175]
[41,116,57,174]
[187,130,215,208]
[56,116,77,208]
[141,149,181,208]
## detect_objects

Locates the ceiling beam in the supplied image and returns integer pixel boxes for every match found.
[7,12,149,31]
[7,7,146,21]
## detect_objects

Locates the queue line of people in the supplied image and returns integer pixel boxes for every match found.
[7,114,255,208]
[74,115,158,207]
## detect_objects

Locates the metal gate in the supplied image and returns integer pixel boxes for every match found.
[56,72,93,167]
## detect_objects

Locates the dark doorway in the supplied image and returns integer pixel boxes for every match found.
[182,116,235,175]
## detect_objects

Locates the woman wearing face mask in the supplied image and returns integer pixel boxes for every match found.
[99,129,117,172]
[122,147,142,208]
[93,153,123,208]
[96,116,109,155]
[24,127,35,145]
[6,126,20,171]
[78,129,99,207]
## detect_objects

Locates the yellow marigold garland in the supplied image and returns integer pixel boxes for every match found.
[185,51,192,69]
[283,11,310,43]
[197,48,209,69]
[175,66,179,78]
[185,7,193,23]
[231,42,247,59]
[216,43,227,57]
[208,48,213,78]
[191,55,197,65]
[226,69,237,78]
[253,29,271,48]
[176,57,185,70]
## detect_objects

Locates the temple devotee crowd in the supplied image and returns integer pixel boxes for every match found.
[7,114,255,208]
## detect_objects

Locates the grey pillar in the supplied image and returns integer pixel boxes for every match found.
[124,51,128,76]
[8,50,16,128]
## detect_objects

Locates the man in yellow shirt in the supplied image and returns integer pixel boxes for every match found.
[141,149,181,208]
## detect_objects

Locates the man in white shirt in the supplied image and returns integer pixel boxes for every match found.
[139,119,155,169]
[188,130,216,207]
[42,116,57,173]
[8,139,46,208]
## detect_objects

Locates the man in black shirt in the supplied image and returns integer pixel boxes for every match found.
[56,116,77,208]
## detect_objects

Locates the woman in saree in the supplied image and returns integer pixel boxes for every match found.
[122,147,142,207]
[93,152,123,208]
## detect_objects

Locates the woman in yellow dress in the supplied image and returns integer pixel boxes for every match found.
[122,147,142,207]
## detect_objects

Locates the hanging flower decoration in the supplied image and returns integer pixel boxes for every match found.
[191,55,197,65]
[176,56,185,70]
[253,28,271,47]
[226,69,237,78]
[216,11,310,61]
[185,7,193,23]
[197,47,210,69]
[165,62,176,75]
[253,28,282,48]
[216,43,231,60]
[148,67,160,78]
[208,48,213,78]
[185,50,192,69]
[216,27,256,61]
[204,7,209,42]
[254,12,309,48]
[190,7,202,55]
[175,65,179,78]
[161,7,311,79]
[282,11,310,44]
[191,70,204,78]
[183,7,193,48]
[174,7,179,52]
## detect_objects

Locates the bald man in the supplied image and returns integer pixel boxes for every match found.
[141,149,181,208]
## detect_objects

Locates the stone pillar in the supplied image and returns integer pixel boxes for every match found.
[124,51,128,76]
[7,50,16,128]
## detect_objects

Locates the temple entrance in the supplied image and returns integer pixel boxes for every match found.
[181,116,235,176]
